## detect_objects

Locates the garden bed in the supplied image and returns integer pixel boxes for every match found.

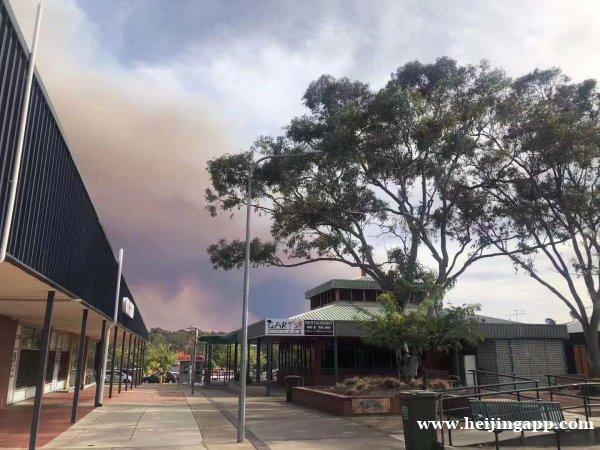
[292,386,402,415]
[291,376,449,416]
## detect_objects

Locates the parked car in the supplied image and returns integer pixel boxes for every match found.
[143,373,161,383]
[104,370,131,384]
[143,372,177,383]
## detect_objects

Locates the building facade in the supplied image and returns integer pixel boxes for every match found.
[220,276,569,388]
[0,0,147,428]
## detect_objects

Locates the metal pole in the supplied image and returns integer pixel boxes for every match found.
[125,334,132,390]
[235,151,321,443]
[191,328,197,394]
[333,337,339,383]
[141,342,146,383]
[109,326,118,398]
[99,249,123,403]
[256,338,261,382]
[118,330,126,393]
[234,342,238,376]
[71,309,88,423]
[29,291,54,450]
[130,338,137,389]
[237,169,253,443]
[94,320,107,406]
[266,337,272,396]
[0,2,43,263]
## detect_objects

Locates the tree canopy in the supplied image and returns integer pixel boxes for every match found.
[207,58,511,303]
[206,57,600,374]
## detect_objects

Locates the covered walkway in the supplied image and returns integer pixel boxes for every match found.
[44,384,206,449]
[0,387,96,449]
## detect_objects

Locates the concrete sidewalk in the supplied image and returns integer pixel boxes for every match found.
[44,384,207,449]
[186,386,405,449]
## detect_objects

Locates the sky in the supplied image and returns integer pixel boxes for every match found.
[8,0,600,331]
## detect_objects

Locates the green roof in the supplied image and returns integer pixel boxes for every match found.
[304,277,381,299]
[289,301,385,321]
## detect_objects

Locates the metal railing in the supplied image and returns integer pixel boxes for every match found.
[436,381,600,447]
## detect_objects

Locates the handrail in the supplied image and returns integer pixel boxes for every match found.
[437,382,600,446]
[468,368,538,382]
[547,373,600,385]
[438,379,537,394]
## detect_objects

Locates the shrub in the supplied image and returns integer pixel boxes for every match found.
[428,379,451,391]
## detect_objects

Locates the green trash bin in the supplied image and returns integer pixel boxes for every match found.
[401,391,440,450]
[284,375,302,402]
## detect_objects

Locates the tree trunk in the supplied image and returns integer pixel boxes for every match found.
[583,326,600,377]
[394,348,402,380]
[408,355,419,378]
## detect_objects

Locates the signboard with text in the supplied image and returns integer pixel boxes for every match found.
[304,320,334,336]
[265,319,304,335]
[122,297,135,319]
[265,319,334,336]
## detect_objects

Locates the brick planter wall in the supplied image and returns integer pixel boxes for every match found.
[292,386,407,416]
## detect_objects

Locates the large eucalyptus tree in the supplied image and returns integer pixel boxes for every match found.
[206,58,509,303]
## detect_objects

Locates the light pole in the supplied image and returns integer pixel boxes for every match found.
[237,151,321,443]
[187,326,199,394]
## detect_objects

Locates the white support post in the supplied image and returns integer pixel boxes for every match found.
[0,2,43,262]
[97,248,123,405]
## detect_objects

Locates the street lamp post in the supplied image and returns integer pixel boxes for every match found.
[237,151,321,443]
[187,326,199,395]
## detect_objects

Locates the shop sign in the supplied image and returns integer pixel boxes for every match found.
[265,319,304,335]
[122,297,135,319]
[304,320,334,336]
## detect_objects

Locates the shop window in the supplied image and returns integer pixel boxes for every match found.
[58,352,69,380]
[339,289,351,301]
[16,349,40,388]
[21,326,41,350]
[45,351,56,382]
[365,290,378,301]
[85,339,97,384]
[351,290,364,301]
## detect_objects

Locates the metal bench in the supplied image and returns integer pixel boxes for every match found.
[469,399,565,449]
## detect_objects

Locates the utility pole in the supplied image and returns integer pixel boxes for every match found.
[187,326,199,395]
[509,309,525,322]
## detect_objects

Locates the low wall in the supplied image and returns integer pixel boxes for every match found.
[292,386,405,416]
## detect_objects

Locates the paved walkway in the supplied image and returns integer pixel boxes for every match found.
[186,386,406,449]
[45,384,205,449]
[0,386,97,448]
[33,384,600,449]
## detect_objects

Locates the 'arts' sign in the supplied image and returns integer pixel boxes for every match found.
[265,319,334,336]
[265,319,304,335]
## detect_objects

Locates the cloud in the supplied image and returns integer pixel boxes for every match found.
[9,0,600,330]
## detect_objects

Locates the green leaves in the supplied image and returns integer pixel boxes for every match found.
[205,57,514,294]
[363,292,482,357]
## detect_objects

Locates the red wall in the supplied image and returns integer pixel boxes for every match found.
[0,315,18,408]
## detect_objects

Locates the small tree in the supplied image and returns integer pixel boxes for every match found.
[363,292,482,380]
[145,343,178,383]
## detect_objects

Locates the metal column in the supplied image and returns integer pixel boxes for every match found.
[71,309,89,423]
[94,320,107,406]
[333,337,339,383]
[109,326,118,398]
[118,330,126,393]
[125,333,132,390]
[28,291,55,450]
[130,337,137,389]
[234,342,238,376]
[256,338,261,382]
[266,337,272,396]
